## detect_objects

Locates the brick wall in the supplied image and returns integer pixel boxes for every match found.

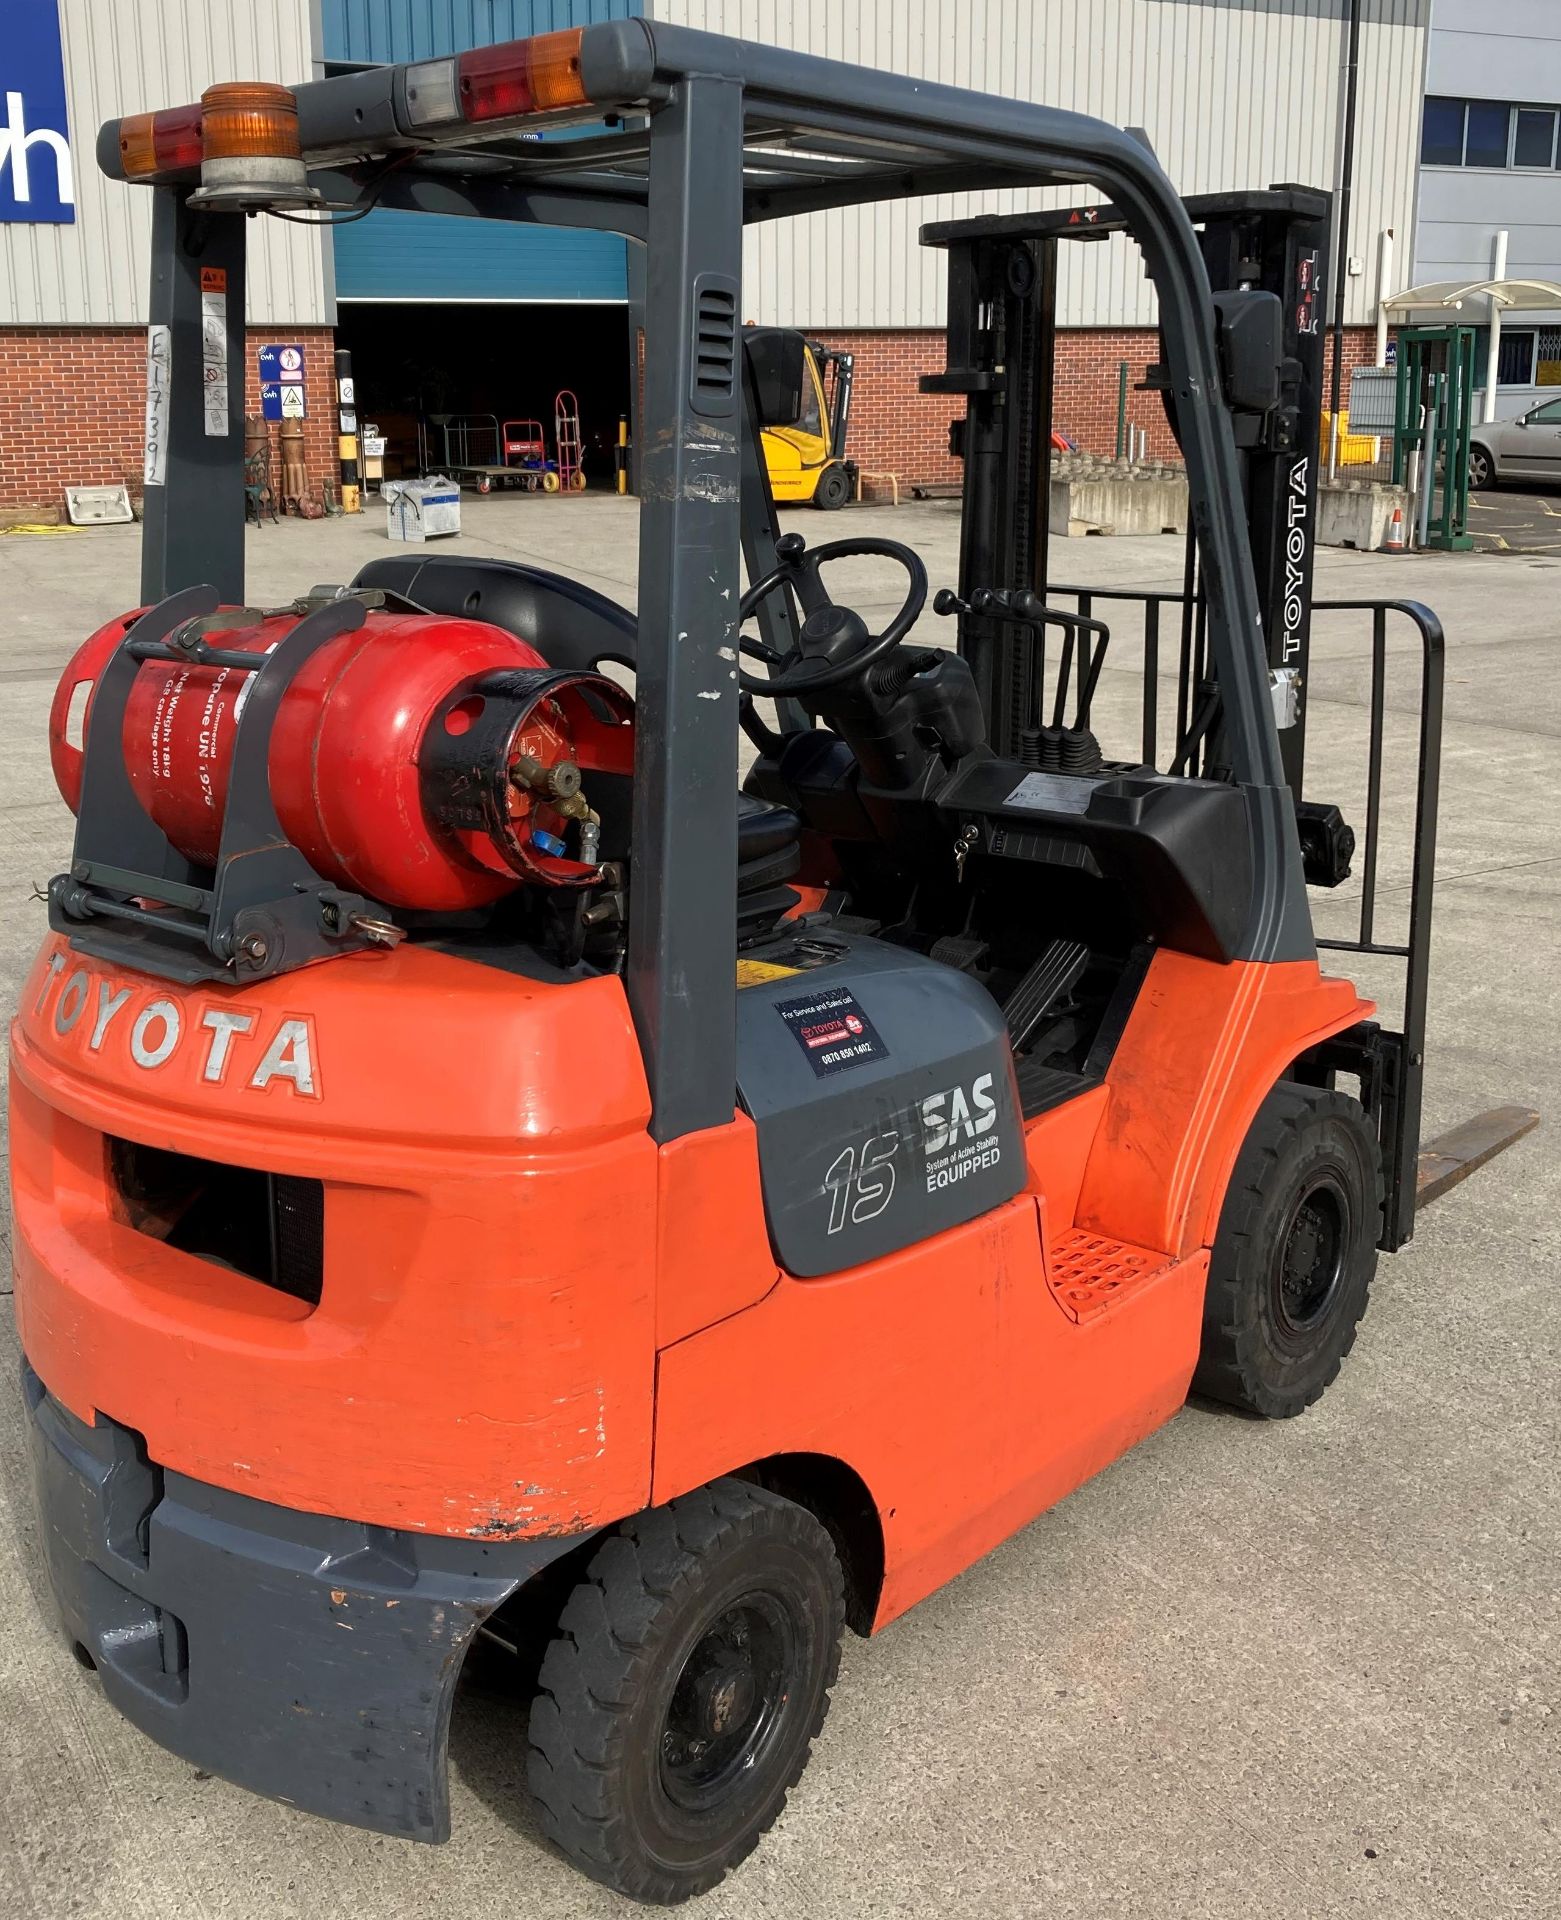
[811,324,1383,485]
[0,325,339,516]
[243,329,341,511]
[812,329,962,489]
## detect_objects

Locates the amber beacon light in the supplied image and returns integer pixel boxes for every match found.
[188,81,321,212]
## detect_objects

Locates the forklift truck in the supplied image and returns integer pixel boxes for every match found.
[745,326,857,507]
[9,19,1537,1907]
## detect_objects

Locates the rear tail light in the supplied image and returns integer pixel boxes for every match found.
[188,80,321,213]
[119,106,204,180]
[403,59,461,130]
[525,30,590,110]
[404,29,588,131]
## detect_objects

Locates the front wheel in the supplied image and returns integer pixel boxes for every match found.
[1194,1083,1382,1419]
[476,472,493,495]
[527,1480,845,1904]
[812,463,851,510]
[1467,444,1495,490]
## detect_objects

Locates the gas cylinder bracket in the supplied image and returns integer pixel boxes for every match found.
[50,587,400,986]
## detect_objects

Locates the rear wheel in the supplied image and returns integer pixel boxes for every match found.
[1467,443,1495,490]
[476,472,493,495]
[527,1480,845,1904]
[812,463,851,510]
[1194,1083,1382,1419]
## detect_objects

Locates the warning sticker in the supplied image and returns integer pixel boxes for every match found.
[737,958,801,989]
[143,324,171,487]
[200,271,229,439]
[1003,771,1095,815]
[777,986,888,1077]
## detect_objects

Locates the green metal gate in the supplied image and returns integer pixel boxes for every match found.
[1392,326,1475,552]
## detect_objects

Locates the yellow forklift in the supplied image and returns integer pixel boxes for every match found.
[746,326,856,507]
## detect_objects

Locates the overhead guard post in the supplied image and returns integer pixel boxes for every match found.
[140,187,247,606]
[626,73,745,1142]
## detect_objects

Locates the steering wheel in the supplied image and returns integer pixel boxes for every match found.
[738,532,927,697]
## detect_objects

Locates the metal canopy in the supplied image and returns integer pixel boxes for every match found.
[1382,277,1561,315]
[102,15,1310,1141]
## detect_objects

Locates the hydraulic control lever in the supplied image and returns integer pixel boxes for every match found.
[934,585,1108,646]
[935,587,1113,774]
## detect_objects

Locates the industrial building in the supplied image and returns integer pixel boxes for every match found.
[2,0,1433,515]
[1407,0,1561,418]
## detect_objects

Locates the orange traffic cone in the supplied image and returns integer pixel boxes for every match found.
[1384,506,1407,554]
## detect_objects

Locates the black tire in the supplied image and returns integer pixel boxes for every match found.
[1193,1082,1383,1420]
[527,1479,845,1904]
[812,463,851,510]
[1467,443,1495,491]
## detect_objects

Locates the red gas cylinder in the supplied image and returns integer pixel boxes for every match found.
[50,605,634,911]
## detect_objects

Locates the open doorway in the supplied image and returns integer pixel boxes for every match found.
[336,302,632,489]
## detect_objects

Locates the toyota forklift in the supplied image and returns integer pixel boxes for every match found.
[9,19,1537,1909]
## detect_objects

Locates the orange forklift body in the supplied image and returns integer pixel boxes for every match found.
[13,937,1364,1626]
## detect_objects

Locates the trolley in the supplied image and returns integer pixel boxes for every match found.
[553,389,587,492]
[418,412,525,494]
[501,418,556,491]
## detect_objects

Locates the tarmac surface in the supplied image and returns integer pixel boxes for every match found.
[1468,484,1561,555]
[0,497,1556,1920]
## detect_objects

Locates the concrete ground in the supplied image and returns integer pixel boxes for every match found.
[0,498,1556,1919]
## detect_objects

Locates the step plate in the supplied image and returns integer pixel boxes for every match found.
[1046,1227,1176,1323]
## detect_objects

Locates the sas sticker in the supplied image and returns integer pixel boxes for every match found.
[777,986,887,1077]
[737,957,802,988]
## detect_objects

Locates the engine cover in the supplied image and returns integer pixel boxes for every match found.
[735,932,1025,1277]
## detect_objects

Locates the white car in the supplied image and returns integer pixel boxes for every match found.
[1469,397,1561,489]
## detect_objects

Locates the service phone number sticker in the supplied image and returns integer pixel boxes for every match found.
[777,986,888,1077]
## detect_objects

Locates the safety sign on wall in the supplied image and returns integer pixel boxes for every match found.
[258,343,307,421]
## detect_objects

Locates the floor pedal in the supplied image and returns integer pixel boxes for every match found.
[930,933,990,972]
[1005,938,1089,1052]
[1014,1056,1098,1119]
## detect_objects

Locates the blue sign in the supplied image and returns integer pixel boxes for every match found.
[1,1,75,225]
[258,343,306,383]
[259,381,305,422]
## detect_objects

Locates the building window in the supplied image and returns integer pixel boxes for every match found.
[1472,330,1540,387]
[1422,97,1466,165]
[1514,108,1558,168]
[1537,328,1561,387]
[1422,96,1561,168]
[1499,331,1537,386]
[1464,101,1513,167]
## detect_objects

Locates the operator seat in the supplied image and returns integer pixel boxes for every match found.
[351,555,802,906]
